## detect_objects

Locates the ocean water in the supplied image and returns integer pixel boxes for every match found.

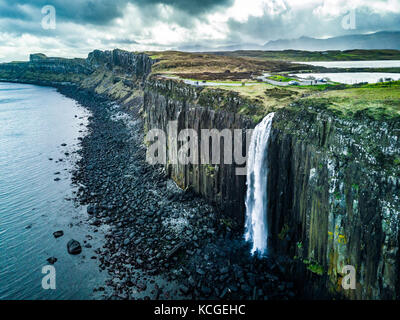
[0,82,108,300]
[293,72,400,84]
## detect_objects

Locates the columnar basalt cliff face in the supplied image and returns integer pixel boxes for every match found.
[0,53,92,82]
[86,49,154,81]
[143,78,255,220]
[0,49,154,87]
[268,105,400,299]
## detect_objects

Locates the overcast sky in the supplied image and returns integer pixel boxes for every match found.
[0,0,399,61]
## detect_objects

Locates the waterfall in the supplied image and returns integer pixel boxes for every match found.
[244,112,275,255]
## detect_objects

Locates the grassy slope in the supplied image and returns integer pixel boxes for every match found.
[303,81,400,120]
[214,49,400,62]
[146,51,313,78]
[199,80,400,122]
[147,50,400,121]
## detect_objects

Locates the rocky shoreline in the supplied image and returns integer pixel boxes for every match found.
[57,85,296,300]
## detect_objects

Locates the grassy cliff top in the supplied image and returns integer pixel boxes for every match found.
[195,80,400,122]
[302,81,400,120]
[1,47,398,121]
[213,49,400,62]
[146,50,400,121]
[146,50,312,79]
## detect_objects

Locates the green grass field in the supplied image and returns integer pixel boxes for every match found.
[215,49,400,62]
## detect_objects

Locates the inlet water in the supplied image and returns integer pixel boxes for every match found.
[0,82,107,299]
[244,113,275,255]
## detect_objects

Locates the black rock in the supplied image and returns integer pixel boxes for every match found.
[180,285,190,294]
[87,205,95,215]
[220,266,229,274]
[67,239,82,255]
[201,286,212,296]
[53,230,64,238]
[196,268,205,275]
[137,281,147,291]
[47,257,57,264]
[220,287,230,299]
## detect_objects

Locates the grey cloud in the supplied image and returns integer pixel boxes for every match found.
[226,4,400,44]
[0,0,233,26]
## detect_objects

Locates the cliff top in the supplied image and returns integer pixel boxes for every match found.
[212,49,400,62]
[146,50,314,80]
[1,48,399,121]
[145,50,400,121]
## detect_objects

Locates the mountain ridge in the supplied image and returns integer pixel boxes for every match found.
[263,31,400,51]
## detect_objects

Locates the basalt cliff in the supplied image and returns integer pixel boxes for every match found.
[1,49,399,300]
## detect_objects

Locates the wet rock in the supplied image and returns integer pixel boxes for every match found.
[87,205,95,215]
[53,230,64,238]
[67,239,82,255]
[219,266,229,274]
[180,285,189,295]
[196,268,205,276]
[201,286,212,296]
[219,287,230,299]
[166,241,185,260]
[47,257,57,264]
[137,282,147,291]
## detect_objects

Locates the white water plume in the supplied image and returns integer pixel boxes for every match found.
[244,112,275,255]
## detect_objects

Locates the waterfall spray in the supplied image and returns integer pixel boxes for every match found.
[244,112,275,255]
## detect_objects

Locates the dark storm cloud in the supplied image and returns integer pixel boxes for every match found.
[0,0,233,25]
[1,0,400,63]
[0,1,31,20]
[101,38,139,45]
[131,0,234,15]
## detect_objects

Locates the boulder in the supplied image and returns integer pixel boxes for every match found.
[53,230,64,238]
[67,239,82,255]
[47,257,57,264]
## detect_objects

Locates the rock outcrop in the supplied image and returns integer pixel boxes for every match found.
[87,49,153,80]
[143,78,255,219]
[143,78,400,299]
[267,104,400,299]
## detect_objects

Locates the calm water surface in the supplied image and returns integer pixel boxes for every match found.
[292,72,400,84]
[0,82,108,300]
[295,60,400,68]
